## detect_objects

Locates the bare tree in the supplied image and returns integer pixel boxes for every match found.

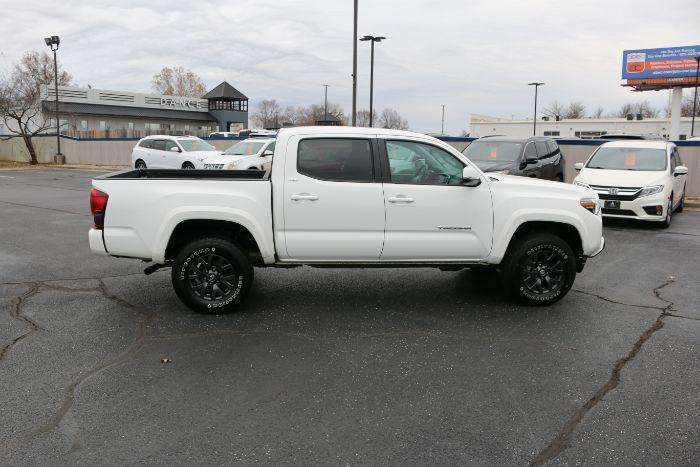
[0,51,72,164]
[151,66,207,97]
[251,99,283,128]
[591,107,605,118]
[542,101,565,119]
[563,101,586,119]
[283,105,304,126]
[356,109,378,127]
[616,101,660,118]
[681,94,700,117]
[378,108,409,130]
[296,103,348,126]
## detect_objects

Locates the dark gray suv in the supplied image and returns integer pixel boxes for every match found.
[462,136,565,181]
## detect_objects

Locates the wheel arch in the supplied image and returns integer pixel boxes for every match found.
[500,221,585,272]
[164,219,263,265]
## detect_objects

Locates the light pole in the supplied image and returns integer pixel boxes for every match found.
[360,35,385,128]
[441,105,446,135]
[528,82,544,136]
[322,84,330,121]
[351,0,358,126]
[691,57,700,137]
[44,35,62,162]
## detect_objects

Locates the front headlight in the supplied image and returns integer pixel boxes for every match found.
[226,160,240,170]
[638,185,663,197]
[580,197,600,215]
[574,179,590,189]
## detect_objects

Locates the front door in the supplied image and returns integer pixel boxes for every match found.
[521,142,542,178]
[281,136,385,261]
[380,138,494,261]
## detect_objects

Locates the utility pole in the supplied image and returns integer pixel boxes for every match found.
[351,0,358,126]
[441,105,446,135]
[322,84,330,121]
[528,82,545,136]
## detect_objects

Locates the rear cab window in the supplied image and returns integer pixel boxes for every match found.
[297,138,374,182]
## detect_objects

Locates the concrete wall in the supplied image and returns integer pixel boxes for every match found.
[2,136,699,197]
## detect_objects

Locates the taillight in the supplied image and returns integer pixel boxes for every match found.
[90,188,108,229]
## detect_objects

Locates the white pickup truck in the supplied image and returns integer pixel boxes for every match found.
[89,127,604,313]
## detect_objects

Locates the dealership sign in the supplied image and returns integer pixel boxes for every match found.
[160,97,199,108]
[622,45,700,80]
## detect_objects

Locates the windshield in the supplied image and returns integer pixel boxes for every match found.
[462,141,523,162]
[224,141,265,156]
[586,147,667,171]
[177,139,216,152]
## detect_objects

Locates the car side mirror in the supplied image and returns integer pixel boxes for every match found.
[262,149,274,157]
[462,166,482,187]
[574,162,584,171]
[674,165,688,176]
[170,146,180,152]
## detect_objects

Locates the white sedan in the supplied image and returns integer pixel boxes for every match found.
[203,138,275,171]
[573,140,688,227]
[132,136,222,169]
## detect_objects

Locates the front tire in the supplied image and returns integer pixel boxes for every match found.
[501,233,576,306]
[171,237,253,314]
[135,159,147,169]
[182,162,195,170]
[676,186,685,213]
[660,195,673,229]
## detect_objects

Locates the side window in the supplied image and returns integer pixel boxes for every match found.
[266,141,276,153]
[164,140,179,152]
[547,140,559,155]
[139,139,152,149]
[535,140,550,159]
[297,138,373,182]
[152,140,166,151]
[386,140,464,186]
[523,143,537,160]
[673,148,682,166]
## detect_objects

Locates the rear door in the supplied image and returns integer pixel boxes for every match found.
[281,136,386,260]
[379,138,493,261]
[162,139,182,168]
[535,140,553,179]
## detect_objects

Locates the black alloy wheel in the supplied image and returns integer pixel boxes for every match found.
[135,160,147,169]
[186,253,238,301]
[521,248,565,295]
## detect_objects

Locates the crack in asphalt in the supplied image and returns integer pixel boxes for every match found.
[0,270,166,286]
[0,283,41,361]
[572,288,664,311]
[33,280,157,435]
[528,278,676,466]
[0,199,90,217]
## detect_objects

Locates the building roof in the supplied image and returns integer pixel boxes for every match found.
[43,101,215,122]
[202,82,248,100]
[600,140,671,149]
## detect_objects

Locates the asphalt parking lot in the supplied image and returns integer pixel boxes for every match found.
[1,168,699,465]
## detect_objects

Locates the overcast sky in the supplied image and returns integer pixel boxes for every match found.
[0,0,697,134]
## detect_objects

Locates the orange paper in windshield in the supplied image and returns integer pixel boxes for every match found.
[624,153,636,166]
[490,148,497,158]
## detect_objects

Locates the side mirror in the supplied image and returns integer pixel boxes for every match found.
[262,149,274,157]
[170,146,180,152]
[462,166,482,187]
[674,165,688,176]
[574,162,584,171]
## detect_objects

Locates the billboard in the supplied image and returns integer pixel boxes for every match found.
[622,45,700,80]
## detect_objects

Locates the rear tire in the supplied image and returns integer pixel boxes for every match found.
[171,237,253,314]
[500,233,576,306]
[182,162,195,170]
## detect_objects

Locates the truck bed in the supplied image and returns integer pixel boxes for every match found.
[98,169,269,180]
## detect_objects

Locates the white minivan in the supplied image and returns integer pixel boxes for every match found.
[132,135,222,169]
[573,140,688,227]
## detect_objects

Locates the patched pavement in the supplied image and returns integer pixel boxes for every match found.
[1,169,698,464]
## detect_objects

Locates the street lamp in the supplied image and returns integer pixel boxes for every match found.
[360,35,386,128]
[528,82,545,136]
[44,35,63,163]
[322,84,330,121]
[441,104,446,135]
[691,57,700,137]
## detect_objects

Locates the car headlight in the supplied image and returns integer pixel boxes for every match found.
[226,161,240,170]
[574,179,590,189]
[580,197,600,215]
[638,185,663,197]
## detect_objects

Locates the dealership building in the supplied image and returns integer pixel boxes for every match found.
[39,81,249,138]
[469,114,697,140]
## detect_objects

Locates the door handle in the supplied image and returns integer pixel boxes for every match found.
[387,195,414,203]
[291,193,319,201]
